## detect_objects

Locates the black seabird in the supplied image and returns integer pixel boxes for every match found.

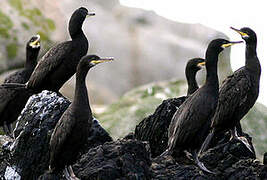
[199,27,260,161]
[2,7,95,93]
[161,39,242,173]
[0,35,40,137]
[49,55,113,179]
[135,58,205,157]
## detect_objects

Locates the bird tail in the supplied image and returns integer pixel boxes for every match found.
[0,83,26,90]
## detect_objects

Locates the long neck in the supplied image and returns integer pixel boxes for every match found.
[25,48,38,70]
[186,70,198,95]
[245,42,261,77]
[71,29,89,55]
[73,68,92,119]
[71,29,86,41]
[205,50,219,92]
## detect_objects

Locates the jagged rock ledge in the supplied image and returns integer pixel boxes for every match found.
[0,90,266,179]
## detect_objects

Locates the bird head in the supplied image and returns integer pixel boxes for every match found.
[69,7,95,38]
[27,34,41,50]
[186,58,205,76]
[230,27,257,44]
[208,38,243,54]
[78,55,114,71]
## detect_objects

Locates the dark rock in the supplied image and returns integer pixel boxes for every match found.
[5,91,70,180]
[151,135,260,179]
[0,91,112,179]
[135,97,186,157]
[73,139,151,180]
[37,172,61,180]
[0,151,8,179]
[0,90,265,180]
[83,118,113,153]
[264,152,267,165]
[259,165,267,179]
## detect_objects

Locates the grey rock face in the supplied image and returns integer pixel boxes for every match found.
[0,0,56,72]
[0,0,231,104]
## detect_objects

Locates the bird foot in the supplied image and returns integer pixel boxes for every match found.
[184,150,193,160]
[197,161,216,174]
[193,149,216,174]
[64,166,80,180]
[3,122,14,139]
[230,127,253,153]
[236,136,254,153]
[160,150,172,157]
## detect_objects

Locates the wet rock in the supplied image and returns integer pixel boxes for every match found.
[0,90,112,179]
[73,139,151,180]
[135,97,186,157]
[5,91,70,179]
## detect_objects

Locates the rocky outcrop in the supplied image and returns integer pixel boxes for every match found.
[151,137,266,179]
[0,90,266,179]
[97,79,267,161]
[0,91,112,180]
[73,139,151,180]
[135,97,186,157]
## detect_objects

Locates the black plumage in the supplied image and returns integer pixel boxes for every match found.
[2,7,95,93]
[4,35,40,84]
[0,35,40,137]
[199,27,260,157]
[186,58,205,95]
[134,58,205,157]
[161,39,242,172]
[49,55,113,179]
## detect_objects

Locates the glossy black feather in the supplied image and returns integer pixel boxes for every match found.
[134,58,205,157]
[49,55,104,172]
[164,39,232,156]
[0,35,40,128]
[3,7,90,93]
[212,27,260,133]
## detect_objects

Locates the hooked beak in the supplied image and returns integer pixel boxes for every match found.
[221,40,243,48]
[29,34,41,48]
[197,62,205,68]
[230,27,249,38]
[91,57,114,65]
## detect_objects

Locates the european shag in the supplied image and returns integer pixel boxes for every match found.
[49,55,113,180]
[161,39,242,173]
[199,27,260,160]
[2,7,95,93]
[0,35,40,137]
[135,58,205,157]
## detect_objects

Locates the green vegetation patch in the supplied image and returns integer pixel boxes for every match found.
[21,22,30,30]
[0,10,13,38]
[8,0,56,34]
[97,80,188,139]
[45,18,56,31]
[6,42,18,59]
[8,0,23,11]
